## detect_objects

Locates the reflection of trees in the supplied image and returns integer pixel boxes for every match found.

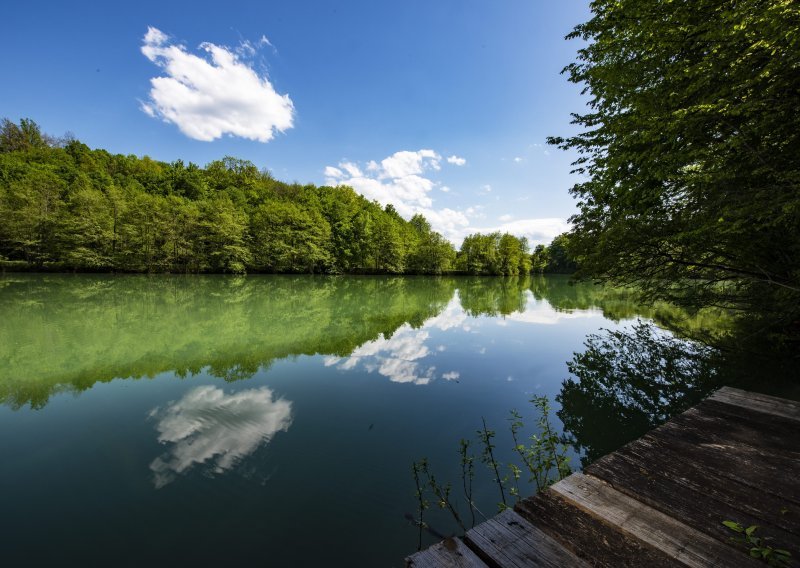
[529,275,730,339]
[557,321,721,466]
[0,275,458,409]
[0,273,752,413]
[456,276,530,317]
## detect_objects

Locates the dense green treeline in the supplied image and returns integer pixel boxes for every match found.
[455,232,533,275]
[530,233,577,274]
[0,119,571,276]
[0,119,458,274]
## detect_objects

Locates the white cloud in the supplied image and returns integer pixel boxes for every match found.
[323,166,343,178]
[446,155,466,166]
[325,149,470,240]
[380,149,441,178]
[449,218,571,247]
[499,214,513,222]
[497,218,570,243]
[465,206,485,220]
[140,26,294,142]
[148,386,292,488]
[323,150,567,246]
[340,161,363,178]
[513,157,524,163]
[442,371,460,381]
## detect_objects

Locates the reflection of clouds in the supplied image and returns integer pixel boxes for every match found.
[329,326,436,385]
[505,292,600,325]
[149,386,292,488]
[425,296,469,331]
[325,297,473,385]
[322,292,603,386]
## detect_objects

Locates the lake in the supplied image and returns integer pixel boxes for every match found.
[0,274,717,566]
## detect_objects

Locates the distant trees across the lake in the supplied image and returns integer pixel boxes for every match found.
[0,118,571,276]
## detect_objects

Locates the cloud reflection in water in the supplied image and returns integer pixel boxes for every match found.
[149,386,292,488]
[324,297,467,385]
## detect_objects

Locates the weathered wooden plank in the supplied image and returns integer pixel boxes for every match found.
[463,509,589,568]
[678,401,800,456]
[591,446,798,550]
[516,490,685,568]
[406,537,488,568]
[640,406,800,505]
[410,388,800,567]
[596,434,800,537]
[587,448,800,556]
[709,387,800,422]
[550,473,757,567]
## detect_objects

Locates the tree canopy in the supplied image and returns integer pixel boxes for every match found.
[0,120,459,275]
[552,0,800,345]
[455,232,532,275]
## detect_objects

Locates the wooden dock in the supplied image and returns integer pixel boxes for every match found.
[406,387,800,567]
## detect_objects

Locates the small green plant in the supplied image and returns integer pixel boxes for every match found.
[410,395,572,544]
[411,460,430,551]
[478,417,508,510]
[723,521,792,567]
[420,459,466,532]
[459,439,479,528]
[509,396,571,492]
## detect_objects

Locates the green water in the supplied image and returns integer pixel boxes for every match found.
[0,274,717,566]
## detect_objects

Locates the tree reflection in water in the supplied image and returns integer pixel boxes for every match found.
[557,321,721,467]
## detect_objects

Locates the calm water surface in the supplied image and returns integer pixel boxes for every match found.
[0,274,705,566]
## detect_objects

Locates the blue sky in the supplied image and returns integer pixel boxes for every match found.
[2,0,590,244]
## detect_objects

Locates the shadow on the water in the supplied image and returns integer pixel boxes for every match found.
[556,317,800,468]
[556,321,722,467]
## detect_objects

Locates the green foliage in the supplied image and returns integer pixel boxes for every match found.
[723,520,792,567]
[413,396,572,532]
[411,459,430,551]
[0,119,456,274]
[459,439,477,528]
[551,0,800,344]
[534,233,577,274]
[511,396,571,493]
[457,232,531,275]
[417,458,466,532]
[478,417,508,510]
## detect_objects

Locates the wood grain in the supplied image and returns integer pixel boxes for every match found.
[408,387,799,567]
[406,538,487,568]
[464,509,589,568]
[550,473,757,567]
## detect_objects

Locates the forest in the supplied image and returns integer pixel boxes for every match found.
[550,0,800,361]
[0,118,566,276]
